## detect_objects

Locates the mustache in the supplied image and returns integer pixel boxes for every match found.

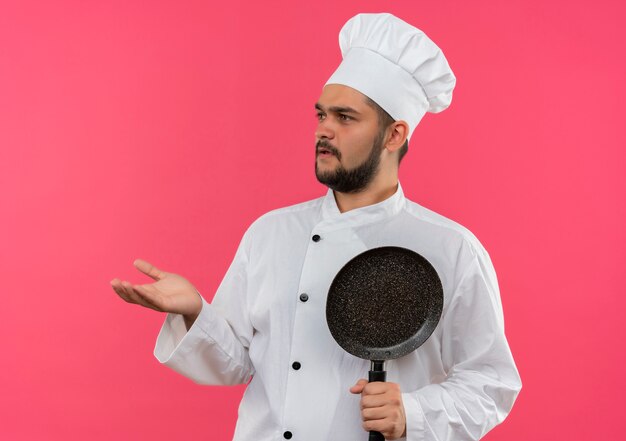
[316,140,341,160]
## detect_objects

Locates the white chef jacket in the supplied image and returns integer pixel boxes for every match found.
[154,182,521,441]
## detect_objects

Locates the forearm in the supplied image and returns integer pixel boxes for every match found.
[401,243,522,439]
[402,368,521,441]
[182,289,203,330]
[154,297,254,385]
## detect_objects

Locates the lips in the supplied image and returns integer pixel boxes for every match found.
[316,141,339,158]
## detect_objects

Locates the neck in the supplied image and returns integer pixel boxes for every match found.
[333,175,398,213]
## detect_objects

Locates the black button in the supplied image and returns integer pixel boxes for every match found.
[299,293,309,302]
[292,361,301,370]
[283,431,293,439]
[312,234,321,242]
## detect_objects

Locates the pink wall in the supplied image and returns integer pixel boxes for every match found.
[1,1,624,439]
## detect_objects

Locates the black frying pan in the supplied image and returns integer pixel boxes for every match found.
[326,246,443,441]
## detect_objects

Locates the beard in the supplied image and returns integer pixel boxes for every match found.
[315,131,385,194]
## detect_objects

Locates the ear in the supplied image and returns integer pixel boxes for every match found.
[384,120,409,153]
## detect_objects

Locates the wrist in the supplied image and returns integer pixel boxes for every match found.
[183,291,203,330]
[183,312,198,331]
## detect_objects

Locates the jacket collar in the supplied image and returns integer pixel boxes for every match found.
[319,181,406,229]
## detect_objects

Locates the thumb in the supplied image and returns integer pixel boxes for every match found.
[350,379,368,394]
[133,258,165,281]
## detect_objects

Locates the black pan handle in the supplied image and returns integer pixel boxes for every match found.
[368,361,386,441]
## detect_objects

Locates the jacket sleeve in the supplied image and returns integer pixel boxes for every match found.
[153,229,255,385]
[401,242,522,441]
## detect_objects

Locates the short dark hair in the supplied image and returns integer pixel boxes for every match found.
[365,97,409,164]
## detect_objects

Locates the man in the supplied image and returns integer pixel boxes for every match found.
[111,13,521,441]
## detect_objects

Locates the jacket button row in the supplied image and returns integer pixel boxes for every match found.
[312,234,321,242]
[299,293,309,302]
[292,361,301,370]
[283,431,293,439]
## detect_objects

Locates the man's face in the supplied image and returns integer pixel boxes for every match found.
[314,84,385,193]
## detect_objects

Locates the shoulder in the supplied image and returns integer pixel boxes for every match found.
[401,198,500,303]
[402,197,488,259]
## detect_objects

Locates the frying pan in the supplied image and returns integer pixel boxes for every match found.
[326,246,443,441]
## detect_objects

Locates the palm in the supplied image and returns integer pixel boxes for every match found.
[139,272,198,313]
[111,258,202,317]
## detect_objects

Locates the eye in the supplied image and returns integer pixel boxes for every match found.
[338,114,352,121]
[316,112,326,121]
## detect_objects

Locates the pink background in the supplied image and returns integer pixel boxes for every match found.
[1,1,624,439]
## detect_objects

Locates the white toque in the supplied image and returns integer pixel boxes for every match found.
[325,13,456,140]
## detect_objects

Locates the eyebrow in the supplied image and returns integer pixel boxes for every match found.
[315,103,362,115]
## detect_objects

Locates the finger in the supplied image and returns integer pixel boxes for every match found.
[362,405,389,421]
[127,283,163,312]
[121,281,153,309]
[120,281,139,303]
[111,279,133,303]
[133,258,165,281]
[361,394,389,410]
[133,284,166,312]
[350,379,368,394]
[110,278,123,289]
[350,384,365,394]
[362,417,392,435]
[362,381,399,396]
[112,279,135,303]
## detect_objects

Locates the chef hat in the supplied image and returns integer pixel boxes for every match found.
[325,13,456,140]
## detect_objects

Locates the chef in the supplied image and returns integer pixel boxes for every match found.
[111,12,521,441]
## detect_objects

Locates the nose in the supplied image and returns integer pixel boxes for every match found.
[315,117,335,141]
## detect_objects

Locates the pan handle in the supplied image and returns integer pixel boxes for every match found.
[368,361,386,441]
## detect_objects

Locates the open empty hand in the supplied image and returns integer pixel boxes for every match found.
[110,259,202,321]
